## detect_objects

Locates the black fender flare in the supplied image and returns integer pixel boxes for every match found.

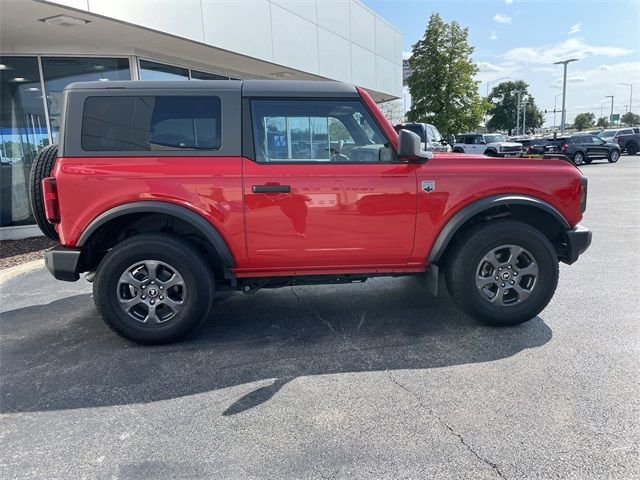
[77,201,236,272]
[428,194,570,263]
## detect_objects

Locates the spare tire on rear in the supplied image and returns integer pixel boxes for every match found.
[28,144,59,241]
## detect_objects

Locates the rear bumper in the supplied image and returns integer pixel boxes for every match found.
[562,224,592,264]
[44,245,81,281]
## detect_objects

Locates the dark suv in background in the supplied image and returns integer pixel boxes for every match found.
[560,134,621,166]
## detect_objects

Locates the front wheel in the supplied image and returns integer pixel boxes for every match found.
[93,233,215,344]
[445,220,559,326]
[608,149,620,163]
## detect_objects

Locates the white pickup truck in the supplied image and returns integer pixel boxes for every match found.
[453,133,523,157]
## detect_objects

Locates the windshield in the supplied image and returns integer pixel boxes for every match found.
[599,130,616,138]
[484,134,506,143]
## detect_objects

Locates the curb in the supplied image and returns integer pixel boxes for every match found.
[0,260,44,285]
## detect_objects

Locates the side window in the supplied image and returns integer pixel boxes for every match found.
[464,136,474,144]
[473,136,484,144]
[81,95,221,151]
[251,99,392,163]
[591,136,603,143]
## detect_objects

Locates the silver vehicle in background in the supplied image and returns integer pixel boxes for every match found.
[393,122,452,152]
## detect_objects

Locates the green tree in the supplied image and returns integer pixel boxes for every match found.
[406,13,488,136]
[486,80,544,134]
[621,111,640,127]
[573,112,596,131]
[596,117,609,128]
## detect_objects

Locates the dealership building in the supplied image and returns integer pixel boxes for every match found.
[0,0,402,239]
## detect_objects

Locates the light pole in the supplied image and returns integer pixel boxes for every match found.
[522,95,528,135]
[600,102,608,121]
[515,90,523,135]
[606,95,615,123]
[553,93,562,128]
[618,83,633,113]
[553,58,578,133]
[485,76,510,130]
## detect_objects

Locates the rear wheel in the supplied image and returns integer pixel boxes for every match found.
[608,149,620,163]
[626,141,638,155]
[445,220,559,326]
[28,144,59,241]
[572,151,585,166]
[93,234,215,344]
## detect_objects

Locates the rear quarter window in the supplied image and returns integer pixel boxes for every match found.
[81,95,221,151]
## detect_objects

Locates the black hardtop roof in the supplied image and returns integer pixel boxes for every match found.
[64,79,359,98]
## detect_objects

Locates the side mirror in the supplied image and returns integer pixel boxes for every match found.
[398,129,432,163]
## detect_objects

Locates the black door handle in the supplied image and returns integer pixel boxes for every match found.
[252,184,291,193]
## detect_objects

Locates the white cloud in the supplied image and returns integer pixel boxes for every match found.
[553,75,588,84]
[402,51,412,60]
[490,31,498,40]
[502,38,634,64]
[505,0,513,4]
[476,61,504,73]
[531,66,557,73]
[493,13,512,24]
[568,23,581,35]
[597,64,610,71]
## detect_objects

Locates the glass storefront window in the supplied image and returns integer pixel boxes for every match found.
[0,56,49,227]
[139,60,188,81]
[190,69,229,80]
[41,57,131,142]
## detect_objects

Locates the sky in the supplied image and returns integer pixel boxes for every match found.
[363,0,640,127]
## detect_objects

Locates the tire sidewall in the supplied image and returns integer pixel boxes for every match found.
[447,221,558,325]
[609,150,620,163]
[572,151,585,165]
[94,235,214,344]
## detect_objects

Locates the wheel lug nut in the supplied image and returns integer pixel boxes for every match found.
[495,276,499,280]
[498,267,502,271]
[508,265,512,269]
[141,285,146,289]
[514,272,518,276]
[141,295,146,299]
[501,283,505,287]
[510,280,515,285]
[150,300,155,305]
[159,296,164,300]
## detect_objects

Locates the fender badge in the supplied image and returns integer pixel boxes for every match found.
[422,180,436,193]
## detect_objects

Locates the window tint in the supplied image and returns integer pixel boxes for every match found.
[190,70,230,80]
[139,60,188,80]
[251,100,391,163]
[41,57,131,142]
[81,96,221,151]
[591,136,603,143]
[464,136,475,144]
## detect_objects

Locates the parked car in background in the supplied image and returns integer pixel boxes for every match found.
[393,122,452,152]
[453,133,523,157]
[559,134,621,165]
[527,136,571,155]
[611,129,640,155]
[598,128,634,145]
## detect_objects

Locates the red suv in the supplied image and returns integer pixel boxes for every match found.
[30,80,591,344]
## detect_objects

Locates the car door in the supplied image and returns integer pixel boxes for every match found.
[242,98,418,269]
[591,135,611,158]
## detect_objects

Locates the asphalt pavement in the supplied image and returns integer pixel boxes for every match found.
[1,155,639,479]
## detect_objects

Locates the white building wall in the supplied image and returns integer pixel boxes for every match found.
[44,0,402,97]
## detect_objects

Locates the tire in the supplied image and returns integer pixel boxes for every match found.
[28,144,59,241]
[484,149,497,157]
[584,158,593,165]
[572,151,585,166]
[626,141,638,155]
[93,233,215,344]
[453,147,465,153]
[608,149,620,163]
[445,219,559,326]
